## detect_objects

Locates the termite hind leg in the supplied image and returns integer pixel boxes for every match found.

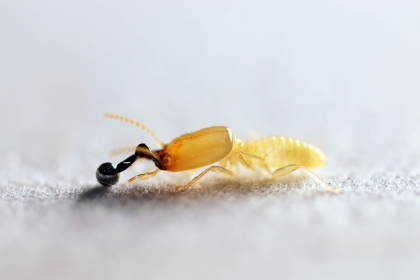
[128,168,160,182]
[175,166,234,191]
[271,164,341,194]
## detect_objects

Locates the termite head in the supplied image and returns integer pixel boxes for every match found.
[96,143,161,186]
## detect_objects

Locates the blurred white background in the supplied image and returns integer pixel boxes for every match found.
[1,1,420,279]
[1,1,419,156]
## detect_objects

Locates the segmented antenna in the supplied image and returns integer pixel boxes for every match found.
[103,113,165,148]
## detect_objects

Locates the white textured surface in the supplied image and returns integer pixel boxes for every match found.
[1,1,420,279]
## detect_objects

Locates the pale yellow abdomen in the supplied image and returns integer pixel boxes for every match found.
[243,136,325,168]
[162,126,233,172]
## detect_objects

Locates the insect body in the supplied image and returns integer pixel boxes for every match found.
[96,114,340,193]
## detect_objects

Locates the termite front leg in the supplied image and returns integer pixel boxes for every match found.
[271,164,341,194]
[128,168,160,182]
[109,146,138,156]
[175,166,234,191]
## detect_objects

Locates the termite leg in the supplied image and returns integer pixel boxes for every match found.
[175,166,234,191]
[219,157,239,175]
[236,153,255,171]
[128,168,160,182]
[236,151,271,176]
[109,146,138,156]
[271,164,341,193]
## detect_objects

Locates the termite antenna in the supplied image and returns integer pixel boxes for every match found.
[103,113,165,148]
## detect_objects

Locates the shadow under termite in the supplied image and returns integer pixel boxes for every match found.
[76,174,332,206]
[77,183,181,204]
[78,185,112,201]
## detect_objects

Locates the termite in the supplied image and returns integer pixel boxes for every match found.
[96,113,340,193]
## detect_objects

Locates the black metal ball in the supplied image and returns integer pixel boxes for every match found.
[96,162,119,186]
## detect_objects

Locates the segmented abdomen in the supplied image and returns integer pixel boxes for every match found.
[242,136,325,168]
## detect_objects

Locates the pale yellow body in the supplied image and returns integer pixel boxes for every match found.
[229,134,325,169]
[104,114,339,193]
[159,126,325,172]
